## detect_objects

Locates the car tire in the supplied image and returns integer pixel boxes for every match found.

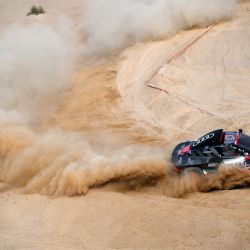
[182,167,204,178]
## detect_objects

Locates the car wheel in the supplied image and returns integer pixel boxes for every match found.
[182,167,204,180]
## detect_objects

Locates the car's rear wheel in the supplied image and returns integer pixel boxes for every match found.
[182,167,204,180]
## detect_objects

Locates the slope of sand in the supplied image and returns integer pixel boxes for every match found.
[117,2,250,142]
[1,1,250,249]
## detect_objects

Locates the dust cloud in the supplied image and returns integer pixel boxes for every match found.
[0,0,249,196]
[0,20,74,125]
[169,165,250,198]
[81,0,238,57]
[0,126,166,195]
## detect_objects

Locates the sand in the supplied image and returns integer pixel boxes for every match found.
[1,186,250,250]
[1,0,250,249]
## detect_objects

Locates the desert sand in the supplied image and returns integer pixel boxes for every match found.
[1,0,250,249]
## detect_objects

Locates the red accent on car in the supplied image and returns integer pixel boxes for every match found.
[179,145,190,154]
[245,155,250,161]
[173,166,182,173]
[234,135,239,145]
[245,156,250,169]
[219,130,224,143]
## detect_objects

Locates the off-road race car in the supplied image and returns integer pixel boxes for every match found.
[172,129,250,176]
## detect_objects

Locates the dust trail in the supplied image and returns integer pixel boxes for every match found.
[81,0,238,58]
[0,126,166,196]
[168,165,250,198]
[0,15,168,195]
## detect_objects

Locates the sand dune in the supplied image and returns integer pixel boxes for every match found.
[0,0,250,249]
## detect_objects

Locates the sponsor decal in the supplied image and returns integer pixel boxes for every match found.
[225,134,235,141]
[224,134,236,144]
[193,133,214,147]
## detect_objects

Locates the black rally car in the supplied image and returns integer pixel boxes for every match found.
[172,129,250,176]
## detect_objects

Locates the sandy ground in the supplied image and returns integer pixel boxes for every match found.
[1,0,250,249]
[1,185,250,250]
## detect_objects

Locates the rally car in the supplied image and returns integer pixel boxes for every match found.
[172,129,250,176]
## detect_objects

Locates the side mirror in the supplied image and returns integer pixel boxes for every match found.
[239,129,243,134]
